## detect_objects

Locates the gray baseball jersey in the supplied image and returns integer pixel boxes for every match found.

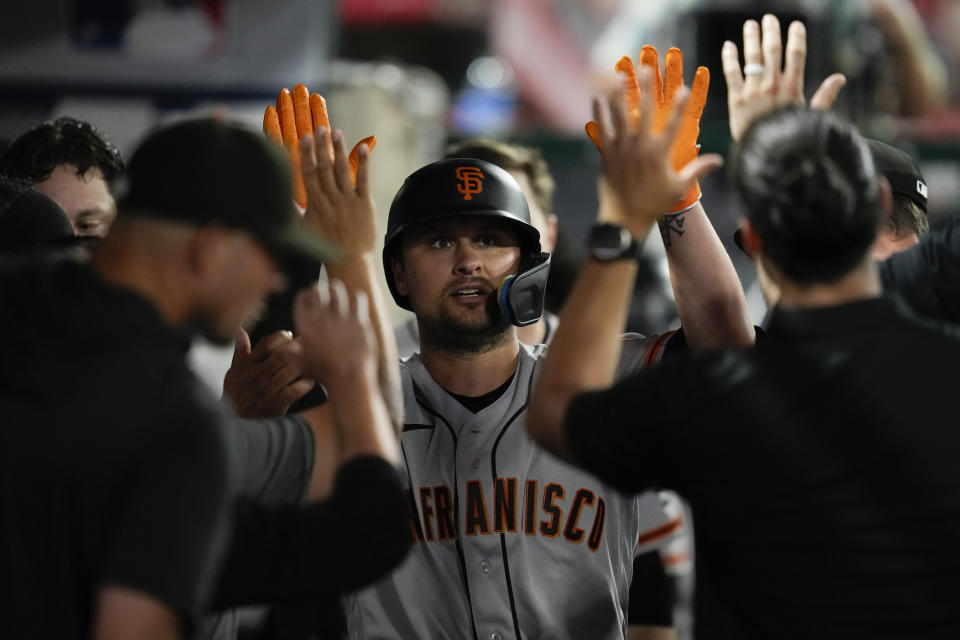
[346,333,682,640]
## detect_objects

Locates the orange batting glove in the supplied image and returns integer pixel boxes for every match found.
[263,84,377,209]
[586,46,709,213]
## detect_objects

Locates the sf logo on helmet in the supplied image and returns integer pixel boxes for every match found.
[455,166,484,200]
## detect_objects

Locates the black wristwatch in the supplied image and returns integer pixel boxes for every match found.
[587,222,639,262]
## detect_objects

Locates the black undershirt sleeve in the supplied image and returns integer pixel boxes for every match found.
[628,550,675,627]
[564,353,711,495]
[211,456,411,609]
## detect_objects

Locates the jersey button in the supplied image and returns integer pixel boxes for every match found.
[478,560,491,574]
[470,458,480,469]
[490,634,503,640]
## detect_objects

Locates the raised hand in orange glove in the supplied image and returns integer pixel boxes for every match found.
[263,84,376,209]
[586,46,709,213]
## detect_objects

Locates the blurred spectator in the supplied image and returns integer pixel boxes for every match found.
[0,116,124,237]
[829,0,947,120]
[868,138,930,259]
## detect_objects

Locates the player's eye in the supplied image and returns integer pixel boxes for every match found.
[476,234,498,247]
[429,237,454,249]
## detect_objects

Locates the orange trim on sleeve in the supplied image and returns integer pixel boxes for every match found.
[642,331,675,369]
[637,515,684,546]
[661,552,690,567]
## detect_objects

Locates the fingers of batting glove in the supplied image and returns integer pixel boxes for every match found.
[670,66,709,168]
[640,45,670,131]
[293,84,313,138]
[276,88,306,207]
[687,66,710,124]
[263,106,282,145]
[614,55,642,128]
[663,47,684,117]
[277,89,298,146]
[310,93,333,161]
[585,120,603,151]
[349,135,376,186]
[639,45,663,103]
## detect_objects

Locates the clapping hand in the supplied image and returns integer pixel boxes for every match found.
[294,280,377,386]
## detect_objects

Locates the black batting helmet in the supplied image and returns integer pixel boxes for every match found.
[382,158,543,312]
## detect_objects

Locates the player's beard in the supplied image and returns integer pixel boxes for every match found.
[417,290,511,355]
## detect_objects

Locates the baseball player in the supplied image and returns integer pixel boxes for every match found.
[345,45,752,634]
[344,157,676,640]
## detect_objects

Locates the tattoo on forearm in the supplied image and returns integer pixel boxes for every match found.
[658,213,686,248]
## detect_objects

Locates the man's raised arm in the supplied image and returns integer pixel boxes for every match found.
[294,125,403,498]
[589,46,752,348]
[529,68,723,461]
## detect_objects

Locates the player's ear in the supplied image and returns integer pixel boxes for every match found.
[390,254,410,296]
[738,218,762,260]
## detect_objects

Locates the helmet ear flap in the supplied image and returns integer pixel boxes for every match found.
[496,252,551,327]
[498,275,519,325]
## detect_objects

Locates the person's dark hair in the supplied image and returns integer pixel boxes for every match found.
[445,138,556,218]
[0,117,124,188]
[731,107,880,285]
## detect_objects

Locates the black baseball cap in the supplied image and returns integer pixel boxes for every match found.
[866,139,927,213]
[118,118,340,274]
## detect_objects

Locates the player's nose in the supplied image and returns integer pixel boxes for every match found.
[453,239,483,275]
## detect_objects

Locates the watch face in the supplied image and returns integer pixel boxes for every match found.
[589,223,633,260]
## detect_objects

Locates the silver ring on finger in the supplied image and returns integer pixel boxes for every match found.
[743,63,764,76]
